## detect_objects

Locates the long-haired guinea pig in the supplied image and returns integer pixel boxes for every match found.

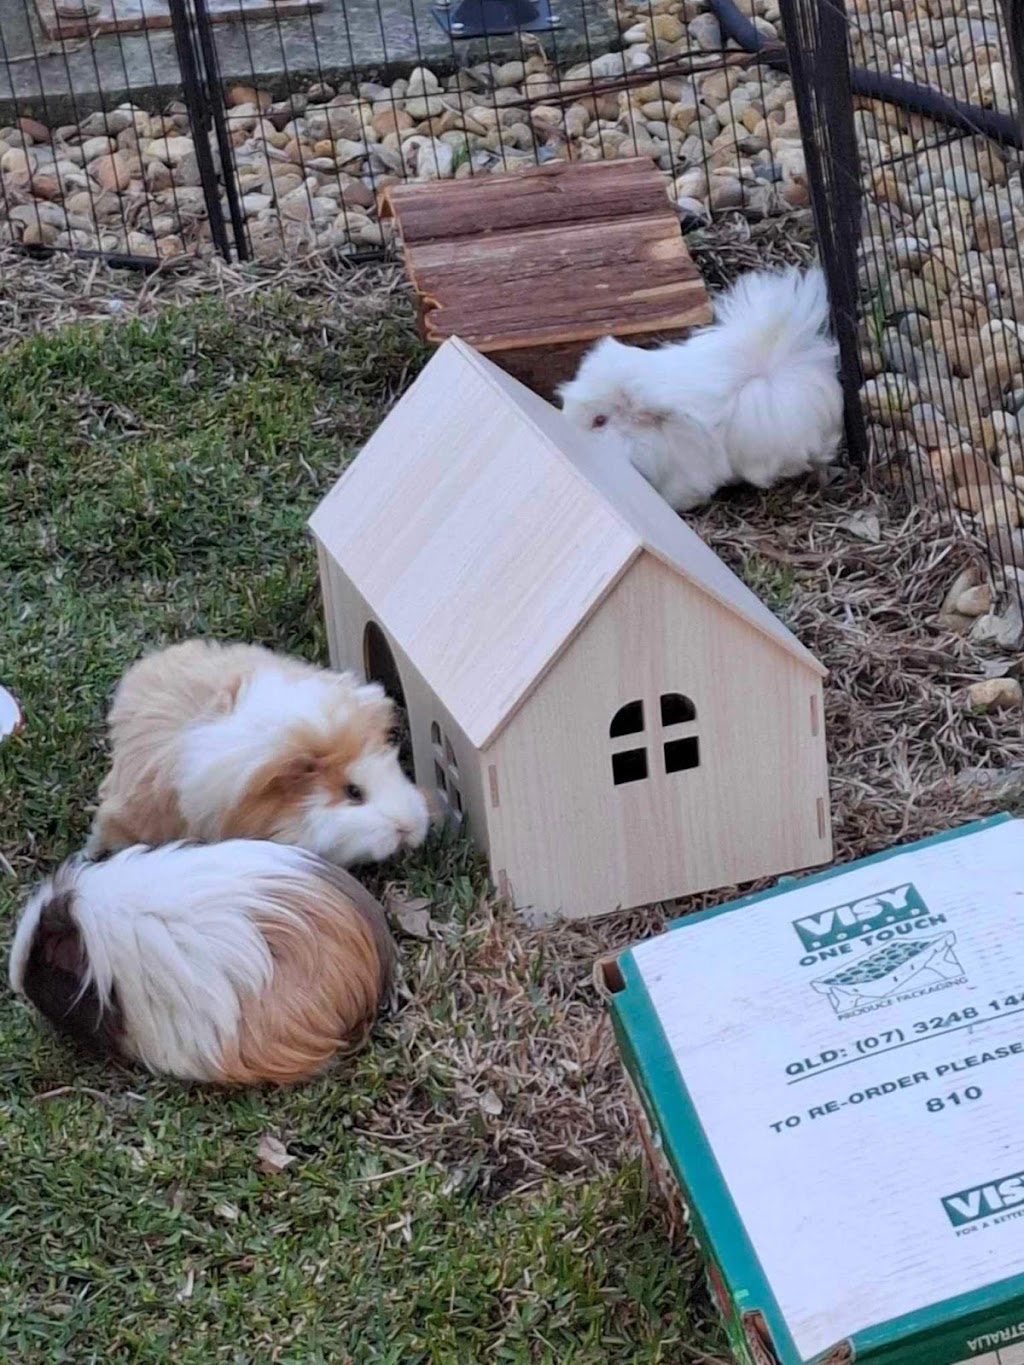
[87,639,429,867]
[9,840,395,1085]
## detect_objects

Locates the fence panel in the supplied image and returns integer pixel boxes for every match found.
[778,0,1024,592]
[204,0,815,261]
[0,0,227,262]
[0,0,815,262]
[776,0,866,462]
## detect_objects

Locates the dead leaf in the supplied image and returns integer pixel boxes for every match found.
[383,888,429,912]
[841,512,882,543]
[175,1269,195,1303]
[395,905,434,939]
[441,1167,468,1196]
[388,894,435,940]
[215,1201,240,1222]
[398,895,431,911]
[982,657,1014,679]
[257,1133,297,1174]
[478,1088,503,1117]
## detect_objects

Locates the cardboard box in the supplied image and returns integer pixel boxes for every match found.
[608,816,1024,1364]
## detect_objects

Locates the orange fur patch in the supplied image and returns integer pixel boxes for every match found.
[91,640,316,854]
[214,869,393,1086]
[90,640,372,853]
[90,788,185,854]
[223,697,396,840]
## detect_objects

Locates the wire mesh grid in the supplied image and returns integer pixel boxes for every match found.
[0,0,203,263]
[0,0,813,266]
[776,0,1024,609]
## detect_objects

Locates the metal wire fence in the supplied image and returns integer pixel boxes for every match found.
[775,0,1024,615]
[0,0,812,264]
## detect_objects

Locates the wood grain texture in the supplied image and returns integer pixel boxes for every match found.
[381,158,712,398]
[311,339,637,749]
[317,556,491,857]
[312,338,831,919]
[409,218,708,349]
[310,338,826,753]
[485,553,832,919]
[380,159,675,240]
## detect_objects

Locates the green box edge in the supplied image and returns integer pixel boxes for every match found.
[609,813,1024,1364]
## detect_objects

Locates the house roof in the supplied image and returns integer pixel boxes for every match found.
[310,338,826,749]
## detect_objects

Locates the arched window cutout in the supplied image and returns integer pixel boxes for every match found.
[612,748,648,785]
[610,700,644,738]
[665,737,699,773]
[661,693,696,726]
[432,725,463,820]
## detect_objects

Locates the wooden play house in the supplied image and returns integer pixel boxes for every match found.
[310,339,832,920]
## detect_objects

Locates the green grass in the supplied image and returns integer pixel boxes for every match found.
[0,288,718,1363]
[737,556,796,614]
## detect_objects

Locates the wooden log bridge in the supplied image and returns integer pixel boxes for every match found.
[380,158,713,400]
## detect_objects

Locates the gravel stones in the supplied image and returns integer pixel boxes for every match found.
[968,677,1022,711]
[0,0,813,262]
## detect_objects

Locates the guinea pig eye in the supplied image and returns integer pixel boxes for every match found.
[291,757,318,782]
[344,783,365,805]
[592,414,608,429]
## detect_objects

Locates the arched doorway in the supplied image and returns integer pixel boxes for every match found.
[363,621,414,779]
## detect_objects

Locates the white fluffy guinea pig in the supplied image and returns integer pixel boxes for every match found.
[88,639,430,867]
[9,840,395,1086]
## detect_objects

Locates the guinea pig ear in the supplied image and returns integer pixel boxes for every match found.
[626,399,671,430]
[221,748,319,840]
[603,377,673,430]
[261,751,320,797]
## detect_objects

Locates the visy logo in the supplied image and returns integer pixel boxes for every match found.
[792,883,927,952]
[943,1172,1024,1227]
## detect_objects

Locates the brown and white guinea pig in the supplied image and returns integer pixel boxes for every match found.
[87,639,430,867]
[9,840,395,1085]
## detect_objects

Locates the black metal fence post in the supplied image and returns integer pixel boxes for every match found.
[776,0,869,466]
[167,0,233,260]
[1000,0,1024,161]
[189,0,250,261]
